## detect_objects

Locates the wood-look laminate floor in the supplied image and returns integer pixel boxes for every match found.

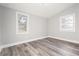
[0,37,79,56]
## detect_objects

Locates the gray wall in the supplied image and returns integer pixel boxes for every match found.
[0,7,2,45]
[1,4,79,46]
[48,5,79,42]
[0,6,48,46]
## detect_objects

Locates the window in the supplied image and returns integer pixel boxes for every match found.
[60,14,75,32]
[16,12,29,34]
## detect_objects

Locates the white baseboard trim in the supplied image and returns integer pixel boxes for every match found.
[0,36,48,49]
[0,36,79,51]
[48,36,79,44]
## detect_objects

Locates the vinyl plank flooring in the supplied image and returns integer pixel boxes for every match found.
[0,37,79,56]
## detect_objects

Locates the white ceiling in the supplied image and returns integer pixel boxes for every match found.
[0,3,76,19]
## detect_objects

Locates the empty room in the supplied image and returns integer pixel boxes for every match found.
[0,3,79,56]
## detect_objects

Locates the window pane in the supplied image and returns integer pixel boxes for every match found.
[60,14,75,32]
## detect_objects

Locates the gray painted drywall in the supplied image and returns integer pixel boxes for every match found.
[1,4,79,47]
[48,5,79,42]
[0,6,48,46]
[0,7,2,45]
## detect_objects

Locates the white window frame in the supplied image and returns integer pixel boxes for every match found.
[60,13,75,32]
[16,12,29,34]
